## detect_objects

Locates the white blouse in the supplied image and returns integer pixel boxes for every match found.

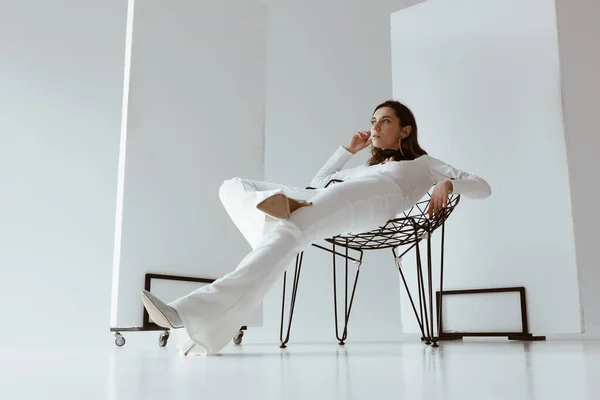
[310,146,491,206]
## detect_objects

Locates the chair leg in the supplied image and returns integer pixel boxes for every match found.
[420,225,448,348]
[395,231,434,345]
[279,252,304,348]
[332,240,362,345]
[434,221,447,345]
[395,250,427,341]
[415,237,434,345]
[426,233,438,347]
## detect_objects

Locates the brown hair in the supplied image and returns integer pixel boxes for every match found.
[367,100,428,166]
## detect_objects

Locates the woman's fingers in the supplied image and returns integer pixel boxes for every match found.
[428,196,443,218]
[428,193,450,219]
[362,132,371,145]
[428,199,435,218]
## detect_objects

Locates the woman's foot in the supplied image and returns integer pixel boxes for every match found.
[141,290,184,329]
[256,193,312,219]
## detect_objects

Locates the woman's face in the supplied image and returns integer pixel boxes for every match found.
[370,107,410,150]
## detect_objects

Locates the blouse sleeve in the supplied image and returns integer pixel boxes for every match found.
[427,156,492,199]
[309,146,365,188]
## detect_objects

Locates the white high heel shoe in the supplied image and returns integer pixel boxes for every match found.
[141,290,184,329]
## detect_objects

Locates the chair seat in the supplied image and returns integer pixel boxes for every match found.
[324,193,460,250]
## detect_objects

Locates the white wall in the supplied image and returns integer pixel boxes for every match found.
[112,0,268,327]
[391,0,581,334]
[242,0,425,345]
[555,0,600,334]
[0,1,126,347]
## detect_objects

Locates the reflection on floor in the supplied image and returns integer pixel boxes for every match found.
[1,339,600,399]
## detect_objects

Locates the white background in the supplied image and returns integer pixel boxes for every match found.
[555,0,600,335]
[112,0,268,329]
[0,0,126,348]
[391,0,580,334]
[1,0,599,351]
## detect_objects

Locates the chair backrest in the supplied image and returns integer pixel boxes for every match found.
[400,191,461,233]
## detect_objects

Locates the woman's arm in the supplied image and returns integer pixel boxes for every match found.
[310,131,373,187]
[427,156,492,199]
[309,145,363,188]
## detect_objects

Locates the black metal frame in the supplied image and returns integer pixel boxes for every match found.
[142,273,215,328]
[435,286,546,341]
[279,252,305,348]
[279,242,365,348]
[279,180,461,348]
[110,273,247,345]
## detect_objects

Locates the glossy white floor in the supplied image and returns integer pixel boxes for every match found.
[2,338,600,399]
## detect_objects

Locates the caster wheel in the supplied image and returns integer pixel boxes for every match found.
[233,330,244,345]
[158,331,170,347]
[432,342,439,348]
[115,333,126,347]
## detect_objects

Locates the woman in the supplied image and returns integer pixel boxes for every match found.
[141,100,491,356]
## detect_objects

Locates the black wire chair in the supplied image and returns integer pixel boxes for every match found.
[279,179,460,348]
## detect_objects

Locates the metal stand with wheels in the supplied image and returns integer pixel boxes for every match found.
[233,326,247,345]
[110,326,170,348]
[110,273,248,348]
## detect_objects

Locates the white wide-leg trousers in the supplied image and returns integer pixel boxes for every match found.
[168,174,407,355]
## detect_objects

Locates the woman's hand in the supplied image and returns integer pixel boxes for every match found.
[345,131,372,154]
[427,180,453,218]
[383,157,395,163]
